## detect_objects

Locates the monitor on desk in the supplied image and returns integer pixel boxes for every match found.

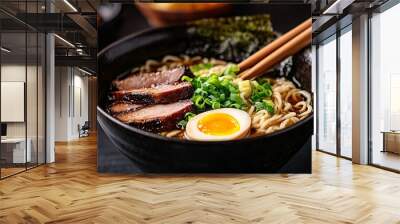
[1,123,7,139]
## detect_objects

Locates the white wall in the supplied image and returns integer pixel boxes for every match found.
[0,65,41,138]
[72,73,89,138]
[1,64,46,164]
[1,65,26,139]
[54,66,89,141]
[55,66,69,141]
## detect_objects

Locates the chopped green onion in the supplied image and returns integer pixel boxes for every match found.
[223,63,240,76]
[186,63,246,112]
[255,99,275,113]
[211,101,221,109]
[181,75,193,82]
[177,112,197,129]
[190,63,214,76]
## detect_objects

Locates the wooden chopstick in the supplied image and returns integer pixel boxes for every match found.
[240,25,312,80]
[239,18,312,71]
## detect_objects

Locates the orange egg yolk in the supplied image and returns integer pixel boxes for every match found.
[197,113,240,136]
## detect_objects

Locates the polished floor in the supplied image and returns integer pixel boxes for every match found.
[372,150,400,171]
[1,167,25,178]
[0,135,400,223]
[1,162,43,178]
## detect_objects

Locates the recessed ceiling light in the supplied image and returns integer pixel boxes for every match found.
[63,0,78,12]
[54,34,75,48]
[323,0,354,15]
[1,47,11,53]
[77,67,93,76]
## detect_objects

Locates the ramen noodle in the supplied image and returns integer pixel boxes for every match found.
[130,55,312,138]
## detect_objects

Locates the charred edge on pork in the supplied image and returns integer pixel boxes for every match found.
[111,82,193,105]
[112,66,193,91]
[114,100,193,132]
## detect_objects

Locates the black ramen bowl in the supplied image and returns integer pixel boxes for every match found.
[97,22,313,173]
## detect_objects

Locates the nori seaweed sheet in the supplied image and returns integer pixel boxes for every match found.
[185,15,277,63]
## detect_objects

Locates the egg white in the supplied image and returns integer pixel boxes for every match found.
[185,108,251,141]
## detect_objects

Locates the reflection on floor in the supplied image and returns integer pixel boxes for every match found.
[1,167,25,178]
[0,163,42,178]
[0,135,400,223]
[372,150,400,171]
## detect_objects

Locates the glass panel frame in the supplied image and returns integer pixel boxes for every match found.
[37,32,45,166]
[0,0,47,179]
[316,34,338,155]
[369,2,400,172]
[27,31,39,169]
[315,22,353,160]
[26,0,40,170]
[339,25,353,159]
[0,25,28,178]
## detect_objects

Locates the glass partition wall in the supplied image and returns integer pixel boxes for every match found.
[317,35,337,155]
[339,26,352,159]
[0,2,46,179]
[370,3,400,171]
[0,31,27,177]
[316,25,353,159]
[315,0,400,172]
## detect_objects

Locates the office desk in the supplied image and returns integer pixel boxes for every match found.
[382,131,400,154]
[1,138,31,164]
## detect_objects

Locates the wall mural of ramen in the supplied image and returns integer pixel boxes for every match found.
[97,3,313,173]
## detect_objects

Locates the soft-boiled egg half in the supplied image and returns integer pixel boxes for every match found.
[185,108,251,141]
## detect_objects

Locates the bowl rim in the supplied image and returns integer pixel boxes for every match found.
[97,21,314,145]
[98,24,185,58]
[135,3,231,13]
[97,106,313,145]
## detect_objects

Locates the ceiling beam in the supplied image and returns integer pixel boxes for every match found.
[52,0,97,47]
[11,13,82,32]
[55,55,96,72]
[67,13,97,45]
